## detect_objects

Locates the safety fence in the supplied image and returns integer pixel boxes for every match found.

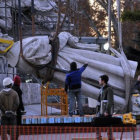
[0,125,138,140]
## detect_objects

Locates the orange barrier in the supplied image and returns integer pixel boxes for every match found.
[41,82,68,116]
[0,125,137,140]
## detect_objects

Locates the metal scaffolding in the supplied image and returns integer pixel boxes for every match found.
[0,0,83,40]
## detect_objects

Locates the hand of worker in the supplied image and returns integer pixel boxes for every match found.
[83,63,88,68]
[104,112,109,116]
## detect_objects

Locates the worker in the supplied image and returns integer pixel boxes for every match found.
[133,75,140,94]
[0,77,19,140]
[65,62,88,117]
[96,75,114,140]
[12,75,24,125]
[96,74,114,117]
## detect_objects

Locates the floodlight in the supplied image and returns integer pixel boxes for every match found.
[103,42,109,50]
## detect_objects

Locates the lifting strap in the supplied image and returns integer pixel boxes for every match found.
[0,38,14,54]
[19,36,66,83]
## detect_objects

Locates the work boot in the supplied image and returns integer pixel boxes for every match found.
[69,113,73,117]
[80,114,84,117]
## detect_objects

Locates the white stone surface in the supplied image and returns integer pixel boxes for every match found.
[0,0,58,30]
[21,83,41,105]
[0,1,12,30]
[88,97,97,108]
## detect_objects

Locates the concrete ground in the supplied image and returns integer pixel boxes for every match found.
[24,104,61,116]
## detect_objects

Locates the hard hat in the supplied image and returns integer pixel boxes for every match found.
[3,77,14,87]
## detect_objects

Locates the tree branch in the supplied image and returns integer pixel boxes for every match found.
[96,0,118,37]
[82,10,102,37]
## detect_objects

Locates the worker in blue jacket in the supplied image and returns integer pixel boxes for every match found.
[65,62,88,116]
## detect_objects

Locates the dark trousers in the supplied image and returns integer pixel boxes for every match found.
[1,115,17,140]
[17,114,22,125]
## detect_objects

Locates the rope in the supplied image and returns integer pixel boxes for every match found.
[19,36,62,83]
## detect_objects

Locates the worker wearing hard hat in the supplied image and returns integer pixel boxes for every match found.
[0,77,19,140]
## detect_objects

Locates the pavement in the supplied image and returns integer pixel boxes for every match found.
[24,104,61,116]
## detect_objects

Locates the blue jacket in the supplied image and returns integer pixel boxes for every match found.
[65,64,88,91]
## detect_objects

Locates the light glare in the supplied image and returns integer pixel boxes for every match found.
[104,42,109,50]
